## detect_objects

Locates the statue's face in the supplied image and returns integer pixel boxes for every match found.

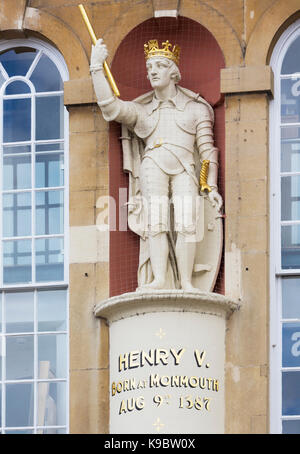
[146,57,174,89]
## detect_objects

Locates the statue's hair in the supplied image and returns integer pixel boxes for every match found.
[169,60,181,84]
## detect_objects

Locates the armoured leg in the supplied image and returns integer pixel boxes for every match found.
[172,171,199,291]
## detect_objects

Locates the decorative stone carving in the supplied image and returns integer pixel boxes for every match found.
[91,39,223,292]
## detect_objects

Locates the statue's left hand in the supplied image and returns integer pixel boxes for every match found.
[208,189,223,212]
[91,38,108,67]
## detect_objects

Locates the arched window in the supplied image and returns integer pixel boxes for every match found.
[0,39,69,434]
[270,20,300,434]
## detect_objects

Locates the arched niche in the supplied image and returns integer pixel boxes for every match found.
[108,16,225,297]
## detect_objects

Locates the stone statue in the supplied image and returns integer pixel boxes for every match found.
[90,39,223,292]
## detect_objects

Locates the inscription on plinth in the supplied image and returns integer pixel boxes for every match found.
[94,291,238,434]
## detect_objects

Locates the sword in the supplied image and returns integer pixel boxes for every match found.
[78,4,120,97]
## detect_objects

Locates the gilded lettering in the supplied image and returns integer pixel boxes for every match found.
[189,376,198,388]
[170,348,186,365]
[129,350,140,369]
[155,348,169,365]
[119,353,129,372]
[171,375,180,387]
[119,400,126,414]
[160,375,170,386]
[194,349,206,367]
[149,374,160,387]
[180,376,189,387]
[213,379,219,392]
[141,349,155,367]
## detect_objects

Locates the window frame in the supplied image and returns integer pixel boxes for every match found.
[0,38,69,434]
[270,19,300,434]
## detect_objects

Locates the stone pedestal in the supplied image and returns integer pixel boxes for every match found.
[94,290,238,434]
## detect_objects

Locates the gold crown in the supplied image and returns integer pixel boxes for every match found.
[144,40,180,65]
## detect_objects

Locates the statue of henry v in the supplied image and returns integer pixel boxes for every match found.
[90,39,223,292]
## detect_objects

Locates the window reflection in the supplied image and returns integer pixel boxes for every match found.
[35,190,64,235]
[0,48,37,77]
[282,371,300,415]
[281,225,300,269]
[35,153,64,188]
[5,80,31,95]
[30,54,63,92]
[3,98,31,142]
[282,35,300,74]
[35,237,64,282]
[36,96,64,140]
[37,290,66,332]
[6,383,34,427]
[6,335,34,380]
[3,155,31,190]
[3,192,32,237]
[3,239,32,284]
[282,277,300,318]
[5,292,34,334]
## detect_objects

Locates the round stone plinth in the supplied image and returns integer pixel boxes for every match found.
[94,290,238,434]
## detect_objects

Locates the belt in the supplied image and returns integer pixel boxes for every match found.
[145,139,193,154]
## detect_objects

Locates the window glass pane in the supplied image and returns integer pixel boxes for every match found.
[41,428,66,434]
[37,382,66,427]
[6,335,34,380]
[3,155,31,190]
[282,277,300,318]
[3,192,32,237]
[0,69,6,89]
[5,429,33,434]
[3,98,31,142]
[38,334,67,379]
[282,36,300,74]
[281,131,300,172]
[36,143,63,152]
[3,144,31,155]
[35,153,64,188]
[38,289,67,332]
[281,78,300,124]
[282,323,300,367]
[0,339,2,375]
[281,225,300,269]
[281,176,300,221]
[35,190,64,235]
[0,47,37,77]
[5,80,30,95]
[30,53,63,92]
[35,237,64,282]
[3,239,32,284]
[6,383,33,427]
[282,371,300,415]
[0,383,1,427]
[282,420,300,434]
[5,292,34,333]
[35,96,64,140]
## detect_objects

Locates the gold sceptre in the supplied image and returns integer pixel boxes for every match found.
[78,4,120,97]
[200,159,212,192]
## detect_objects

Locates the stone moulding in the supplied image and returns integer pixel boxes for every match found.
[94,290,240,323]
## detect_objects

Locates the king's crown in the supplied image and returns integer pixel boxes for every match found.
[144,40,180,66]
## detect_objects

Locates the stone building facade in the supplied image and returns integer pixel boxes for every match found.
[0,0,299,434]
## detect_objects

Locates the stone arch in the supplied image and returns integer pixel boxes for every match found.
[179,0,243,67]
[22,7,89,79]
[246,0,300,66]
[101,0,243,68]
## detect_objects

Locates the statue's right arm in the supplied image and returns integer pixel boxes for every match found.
[90,39,137,128]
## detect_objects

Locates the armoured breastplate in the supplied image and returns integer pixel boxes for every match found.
[134,100,197,143]
[145,105,196,152]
